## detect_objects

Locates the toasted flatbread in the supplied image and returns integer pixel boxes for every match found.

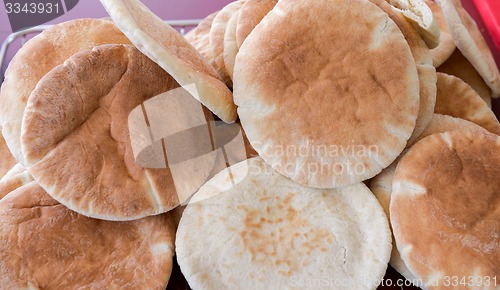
[235,0,420,188]
[177,158,391,290]
[21,45,217,221]
[185,11,218,63]
[391,131,500,289]
[435,72,500,135]
[371,0,437,146]
[0,19,131,164]
[387,0,441,48]
[209,1,244,88]
[437,0,500,97]
[438,49,492,107]
[370,113,486,281]
[0,180,175,289]
[424,0,455,66]
[100,0,237,122]
[236,0,277,48]
[223,11,240,80]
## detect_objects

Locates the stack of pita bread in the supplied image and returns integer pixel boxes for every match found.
[0,0,498,288]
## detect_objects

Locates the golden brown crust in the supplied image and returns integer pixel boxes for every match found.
[236,0,277,48]
[0,19,131,164]
[100,0,237,123]
[438,0,500,97]
[435,73,500,135]
[0,165,32,200]
[0,181,176,289]
[424,0,456,66]
[234,0,420,188]
[391,131,500,289]
[21,45,215,220]
[370,0,437,146]
[185,11,218,62]
[209,1,244,88]
[438,49,492,107]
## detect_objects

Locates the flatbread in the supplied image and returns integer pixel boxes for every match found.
[236,0,277,48]
[0,180,175,289]
[370,0,436,146]
[435,72,500,135]
[0,18,131,164]
[177,158,391,290]
[234,0,420,188]
[438,49,492,107]
[100,0,237,123]
[370,113,486,281]
[0,164,32,200]
[387,0,441,48]
[209,1,244,88]
[437,0,500,98]
[185,11,218,62]
[424,0,455,66]
[0,133,16,180]
[21,45,217,221]
[391,131,500,289]
[223,11,240,80]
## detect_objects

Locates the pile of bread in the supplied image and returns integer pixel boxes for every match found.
[0,0,498,289]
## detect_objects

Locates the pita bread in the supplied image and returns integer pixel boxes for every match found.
[387,0,441,48]
[177,158,391,290]
[21,44,217,221]
[0,164,32,200]
[424,0,455,66]
[0,133,16,180]
[391,131,500,289]
[223,11,240,81]
[235,0,420,188]
[0,180,175,289]
[99,0,237,123]
[370,114,486,281]
[435,72,500,135]
[438,49,492,107]
[437,0,500,98]
[185,11,218,62]
[0,19,131,164]
[209,1,244,88]
[236,0,277,48]
[371,0,436,146]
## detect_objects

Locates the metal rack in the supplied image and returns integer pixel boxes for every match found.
[0,19,202,81]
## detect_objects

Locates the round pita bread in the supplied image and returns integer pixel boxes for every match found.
[235,0,277,48]
[234,0,420,188]
[177,158,391,290]
[0,133,16,180]
[370,0,437,147]
[21,44,217,221]
[391,131,500,289]
[424,0,455,67]
[0,164,32,200]
[223,11,240,81]
[435,73,500,135]
[438,49,492,107]
[185,11,218,63]
[99,0,237,123]
[370,114,486,281]
[0,180,175,289]
[0,19,131,164]
[209,1,244,88]
[387,0,441,48]
[437,0,500,98]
